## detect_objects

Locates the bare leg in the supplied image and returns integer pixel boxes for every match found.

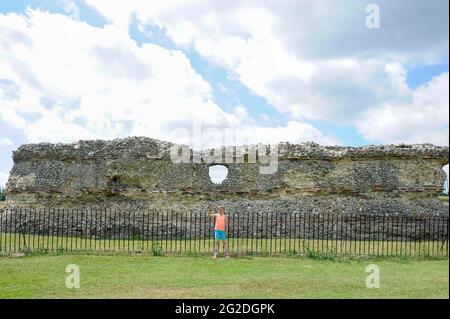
[223,240,229,257]
[213,240,219,258]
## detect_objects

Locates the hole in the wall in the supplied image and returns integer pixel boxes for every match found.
[111,176,120,184]
[209,165,228,185]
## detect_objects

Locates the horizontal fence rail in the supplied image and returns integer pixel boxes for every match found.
[0,208,448,257]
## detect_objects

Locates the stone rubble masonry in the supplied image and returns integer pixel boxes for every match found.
[4,136,449,216]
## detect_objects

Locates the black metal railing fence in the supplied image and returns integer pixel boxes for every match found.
[0,208,448,257]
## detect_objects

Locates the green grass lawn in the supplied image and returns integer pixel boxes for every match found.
[0,254,448,298]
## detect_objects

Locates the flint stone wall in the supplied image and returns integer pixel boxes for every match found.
[3,137,449,217]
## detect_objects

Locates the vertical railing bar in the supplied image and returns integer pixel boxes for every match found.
[11,207,15,252]
[116,210,120,252]
[101,208,105,252]
[150,209,155,253]
[25,208,29,252]
[203,210,207,255]
[183,211,187,253]
[391,215,395,256]
[333,213,339,254]
[193,210,197,253]
[83,209,87,252]
[385,215,388,256]
[413,216,418,256]
[4,207,8,252]
[30,208,36,252]
[25,208,30,252]
[188,210,192,253]
[283,212,287,254]
[131,210,135,252]
[38,207,45,254]
[410,216,414,257]
[255,211,259,254]
[371,214,375,256]
[7,208,11,252]
[340,214,344,255]
[46,208,52,251]
[420,215,424,256]
[394,215,398,256]
[229,212,233,253]
[80,208,83,252]
[37,208,42,252]
[292,212,296,254]
[74,209,78,251]
[360,214,364,255]
[329,213,334,254]
[49,208,54,252]
[444,216,449,257]
[69,208,73,252]
[12,208,16,252]
[325,213,329,253]
[91,208,98,255]
[18,208,23,252]
[157,209,161,252]
[0,208,3,252]
[320,213,324,253]
[264,212,268,254]
[317,213,321,252]
[236,211,240,255]
[400,215,404,257]
[63,208,72,251]
[60,208,64,251]
[58,208,64,251]
[173,210,177,255]
[245,211,249,255]
[119,210,123,252]
[354,214,357,255]
[269,212,273,255]
[377,214,381,257]
[437,217,442,255]
[431,216,436,256]
[426,216,431,256]
[251,209,255,254]
[140,211,144,252]
[88,208,92,252]
[169,210,172,254]
[13,208,18,252]
[180,211,183,255]
[111,208,115,252]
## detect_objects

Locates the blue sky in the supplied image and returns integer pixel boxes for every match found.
[0,0,449,186]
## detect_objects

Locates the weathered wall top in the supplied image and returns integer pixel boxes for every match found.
[12,137,449,162]
[5,137,449,216]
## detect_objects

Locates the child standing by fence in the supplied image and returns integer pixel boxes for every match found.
[208,204,229,258]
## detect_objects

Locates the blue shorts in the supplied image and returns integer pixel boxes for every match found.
[214,229,227,240]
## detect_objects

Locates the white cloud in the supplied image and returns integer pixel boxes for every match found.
[356,72,449,145]
[0,137,13,146]
[0,9,337,148]
[0,172,8,186]
[85,0,449,145]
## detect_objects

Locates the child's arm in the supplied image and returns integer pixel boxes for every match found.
[207,205,216,217]
[225,216,229,234]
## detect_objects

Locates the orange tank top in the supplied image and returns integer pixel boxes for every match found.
[215,214,226,231]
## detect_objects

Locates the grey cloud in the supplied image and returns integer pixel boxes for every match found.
[272,0,448,62]
[264,60,409,123]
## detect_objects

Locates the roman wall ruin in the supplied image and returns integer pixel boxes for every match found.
[4,136,448,216]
